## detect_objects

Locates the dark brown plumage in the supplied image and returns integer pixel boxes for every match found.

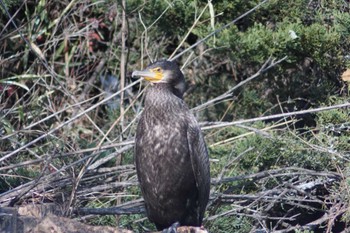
[132,60,210,231]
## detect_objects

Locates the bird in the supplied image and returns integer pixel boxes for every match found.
[132,60,210,231]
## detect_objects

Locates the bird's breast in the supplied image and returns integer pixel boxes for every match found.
[135,109,194,194]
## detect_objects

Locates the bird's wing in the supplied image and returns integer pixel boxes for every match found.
[187,115,210,216]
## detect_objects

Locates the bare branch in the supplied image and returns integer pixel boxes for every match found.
[192,56,288,112]
[211,167,342,185]
[201,102,350,131]
[0,79,141,162]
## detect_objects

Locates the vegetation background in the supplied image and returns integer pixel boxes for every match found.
[0,0,349,232]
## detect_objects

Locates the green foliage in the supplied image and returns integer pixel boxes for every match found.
[210,123,339,176]
[127,0,202,36]
[313,98,350,154]
[84,200,119,226]
[0,167,40,193]
[0,0,22,14]
[236,89,273,118]
[188,0,349,121]
[121,150,135,165]
[208,208,253,233]
[333,10,350,38]
[118,214,156,233]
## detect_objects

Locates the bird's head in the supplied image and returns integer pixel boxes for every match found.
[132,60,186,98]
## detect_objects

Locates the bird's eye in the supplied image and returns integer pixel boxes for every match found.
[155,67,161,72]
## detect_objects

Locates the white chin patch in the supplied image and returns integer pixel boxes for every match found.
[152,80,167,83]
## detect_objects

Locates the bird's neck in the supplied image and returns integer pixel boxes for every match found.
[145,83,183,109]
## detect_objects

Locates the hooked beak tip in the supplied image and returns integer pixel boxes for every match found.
[131,71,140,78]
[131,70,158,80]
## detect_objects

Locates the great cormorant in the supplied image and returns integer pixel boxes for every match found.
[132,60,210,231]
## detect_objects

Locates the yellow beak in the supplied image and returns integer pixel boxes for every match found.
[132,70,163,82]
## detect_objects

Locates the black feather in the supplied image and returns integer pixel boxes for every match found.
[134,60,210,231]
